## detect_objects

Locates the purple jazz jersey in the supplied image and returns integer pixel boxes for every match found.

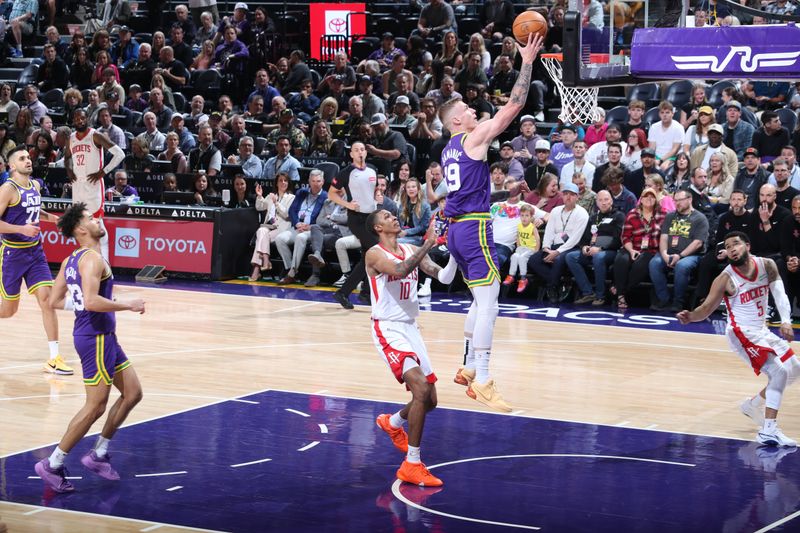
[442,133,491,218]
[65,248,116,335]
[1,179,42,246]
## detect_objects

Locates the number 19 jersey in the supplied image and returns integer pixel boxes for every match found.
[441,132,491,218]
[369,243,419,322]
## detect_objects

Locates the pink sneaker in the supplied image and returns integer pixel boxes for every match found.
[34,458,75,493]
[81,451,120,480]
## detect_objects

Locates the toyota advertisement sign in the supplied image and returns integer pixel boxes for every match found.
[309,3,366,60]
[39,218,214,273]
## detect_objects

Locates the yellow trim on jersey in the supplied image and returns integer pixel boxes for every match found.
[0,243,21,301]
[1,239,40,248]
[464,219,500,288]
[84,335,113,386]
[450,212,491,223]
[27,280,54,294]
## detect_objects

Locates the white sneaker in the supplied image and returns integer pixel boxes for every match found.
[756,427,798,447]
[740,397,765,427]
[418,283,431,297]
[333,275,347,288]
[356,281,363,292]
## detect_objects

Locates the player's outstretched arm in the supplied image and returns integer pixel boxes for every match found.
[677,273,731,324]
[765,258,795,341]
[367,237,438,280]
[463,33,543,157]
[80,252,146,314]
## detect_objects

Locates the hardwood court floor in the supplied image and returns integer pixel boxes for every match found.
[1,285,798,532]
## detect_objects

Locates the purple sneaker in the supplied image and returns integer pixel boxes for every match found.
[81,451,120,480]
[34,459,75,493]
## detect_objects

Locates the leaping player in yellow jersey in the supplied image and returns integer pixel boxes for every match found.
[0,146,72,374]
[679,231,799,447]
[367,209,458,487]
[64,108,126,261]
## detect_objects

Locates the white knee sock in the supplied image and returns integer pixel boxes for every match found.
[475,349,491,384]
[48,341,59,359]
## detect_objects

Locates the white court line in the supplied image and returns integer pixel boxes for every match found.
[22,508,46,515]
[1,387,272,458]
[230,399,259,404]
[616,421,630,426]
[166,486,183,492]
[264,387,755,443]
[298,441,319,452]
[392,453,695,530]
[285,408,310,417]
[27,476,82,480]
[645,424,659,430]
[314,389,329,394]
[140,525,164,532]
[510,410,525,416]
[1,501,228,533]
[230,458,272,468]
[135,471,187,478]
[318,424,328,434]
[754,509,800,532]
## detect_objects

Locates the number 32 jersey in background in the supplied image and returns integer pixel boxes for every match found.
[441,132,491,217]
[369,243,419,322]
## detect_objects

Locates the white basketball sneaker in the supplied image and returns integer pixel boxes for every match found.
[756,427,798,447]
[740,397,765,427]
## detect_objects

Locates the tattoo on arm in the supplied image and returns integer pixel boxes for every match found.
[393,242,434,278]
[419,255,442,278]
[509,63,532,106]
[765,258,779,282]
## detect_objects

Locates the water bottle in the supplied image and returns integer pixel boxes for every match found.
[222,189,231,205]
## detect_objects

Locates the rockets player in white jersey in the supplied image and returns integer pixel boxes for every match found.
[679,231,799,447]
[366,208,457,487]
[64,109,126,260]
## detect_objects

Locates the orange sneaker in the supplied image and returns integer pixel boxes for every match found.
[502,275,515,286]
[516,278,529,293]
[453,366,476,386]
[376,414,408,453]
[396,460,443,487]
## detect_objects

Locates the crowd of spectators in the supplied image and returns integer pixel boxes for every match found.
[0,0,798,315]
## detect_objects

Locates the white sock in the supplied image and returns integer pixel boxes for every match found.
[48,341,59,359]
[422,278,432,288]
[463,337,475,369]
[763,418,778,433]
[389,411,405,428]
[475,349,490,384]
[48,447,68,469]
[94,436,111,458]
[16,45,22,51]
[407,445,421,464]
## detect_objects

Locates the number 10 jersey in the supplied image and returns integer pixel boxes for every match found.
[369,243,419,323]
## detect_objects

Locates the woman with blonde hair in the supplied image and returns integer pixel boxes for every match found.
[10,108,34,145]
[397,178,432,246]
[306,120,345,158]
[434,30,462,74]
[706,152,734,212]
[150,74,176,110]
[250,173,296,280]
[643,174,676,212]
[63,88,83,125]
[191,40,216,72]
[157,132,188,174]
[317,97,339,123]
[467,33,491,73]
[151,31,166,59]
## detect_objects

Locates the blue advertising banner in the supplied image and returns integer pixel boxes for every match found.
[631,25,800,79]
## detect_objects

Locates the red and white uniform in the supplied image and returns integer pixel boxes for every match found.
[369,243,436,385]
[722,256,794,375]
[69,128,105,217]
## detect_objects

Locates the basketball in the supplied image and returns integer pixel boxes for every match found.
[513,11,548,45]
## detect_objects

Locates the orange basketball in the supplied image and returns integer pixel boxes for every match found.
[512,11,548,45]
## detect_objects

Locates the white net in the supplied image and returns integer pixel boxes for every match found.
[541,56,600,126]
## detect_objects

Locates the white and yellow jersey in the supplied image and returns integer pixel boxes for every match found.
[369,243,419,323]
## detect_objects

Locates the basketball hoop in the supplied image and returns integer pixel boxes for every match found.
[541,53,607,125]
